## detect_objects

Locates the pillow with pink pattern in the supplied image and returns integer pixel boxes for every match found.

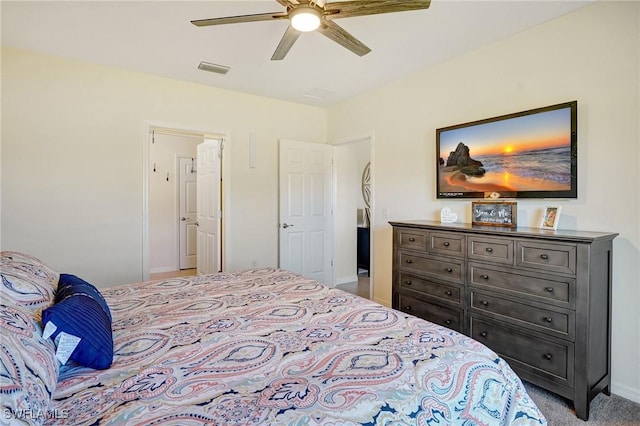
[0,301,59,425]
[0,251,59,311]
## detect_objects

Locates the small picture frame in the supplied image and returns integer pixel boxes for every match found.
[540,206,561,230]
[471,201,517,228]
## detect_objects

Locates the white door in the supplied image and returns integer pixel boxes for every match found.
[279,140,333,285]
[179,157,198,269]
[197,139,222,275]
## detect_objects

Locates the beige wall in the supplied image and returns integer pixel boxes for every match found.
[328,1,639,402]
[1,0,638,404]
[1,47,328,286]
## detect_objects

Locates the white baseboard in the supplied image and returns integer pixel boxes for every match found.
[611,381,640,403]
[149,266,178,274]
[335,275,358,286]
[374,296,390,308]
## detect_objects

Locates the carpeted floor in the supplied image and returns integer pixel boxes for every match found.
[523,381,640,425]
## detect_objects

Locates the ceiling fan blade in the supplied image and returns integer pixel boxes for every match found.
[271,25,302,60]
[275,0,298,7]
[191,12,288,27]
[323,0,431,19]
[276,0,307,5]
[317,20,371,56]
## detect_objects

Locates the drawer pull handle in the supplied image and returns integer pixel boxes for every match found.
[480,331,488,338]
[406,259,413,264]
[540,254,549,260]
[445,267,453,273]
[405,306,411,311]
[408,237,415,242]
[545,287,554,293]
[543,317,553,323]
[443,242,450,247]
[445,319,452,325]
[544,353,553,360]
[445,291,453,296]
[481,274,489,280]
[485,247,493,253]
[481,300,489,306]
[405,280,412,285]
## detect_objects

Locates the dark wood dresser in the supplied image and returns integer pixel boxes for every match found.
[390,220,617,420]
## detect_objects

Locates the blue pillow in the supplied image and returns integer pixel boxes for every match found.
[56,274,112,322]
[42,275,113,370]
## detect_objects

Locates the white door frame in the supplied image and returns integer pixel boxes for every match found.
[142,120,231,281]
[330,132,374,300]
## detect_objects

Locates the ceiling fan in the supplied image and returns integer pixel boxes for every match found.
[191,0,431,60]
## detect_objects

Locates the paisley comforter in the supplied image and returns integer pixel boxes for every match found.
[46,268,545,425]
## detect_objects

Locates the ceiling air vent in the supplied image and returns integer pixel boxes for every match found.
[198,61,230,75]
[304,88,334,100]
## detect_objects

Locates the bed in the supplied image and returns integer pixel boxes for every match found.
[1,251,546,425]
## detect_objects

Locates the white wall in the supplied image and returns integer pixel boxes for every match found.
[149,132,200,273]
[328,1,639,402]
[1,47,328,286]
[334,144,359,284]
[356,146,370,217]
[333,139,370,284]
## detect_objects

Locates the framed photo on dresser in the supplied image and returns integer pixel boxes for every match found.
[541,206,561,230]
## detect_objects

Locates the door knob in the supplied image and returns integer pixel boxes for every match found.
[181,217,187,221]
[282,223,294,228]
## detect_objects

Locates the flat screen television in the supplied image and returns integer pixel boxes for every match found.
[436,100,577,199]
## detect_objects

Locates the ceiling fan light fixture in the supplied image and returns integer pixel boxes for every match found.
[290,6,322,32]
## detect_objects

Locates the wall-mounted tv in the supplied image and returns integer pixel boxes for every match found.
[436,101,577,199]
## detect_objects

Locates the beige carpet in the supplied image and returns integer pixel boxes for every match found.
[524,382,640,425]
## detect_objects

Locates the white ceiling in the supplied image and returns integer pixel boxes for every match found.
[1,1,593,107]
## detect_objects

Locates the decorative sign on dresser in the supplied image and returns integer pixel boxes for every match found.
[390,220,618,421]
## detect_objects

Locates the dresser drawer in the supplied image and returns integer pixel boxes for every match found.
[399,252,464,284]
[471,317,573,386]
[468,236,514,265]
[398,294,463,332]
[470,291,574,340]
[516,240,577,275]
[428,232,465,258]
[469,263,574,308]
[397,228,428,251]
[398,273,462,306]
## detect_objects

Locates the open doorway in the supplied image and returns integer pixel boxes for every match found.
[332,135,372,299]
[143,126,224,281]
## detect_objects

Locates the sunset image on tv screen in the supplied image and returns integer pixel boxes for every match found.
[438,106,573,196]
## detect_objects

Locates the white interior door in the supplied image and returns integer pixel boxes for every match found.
[197,139,221,275]
[179,157,197,269]
[279,140,333,285]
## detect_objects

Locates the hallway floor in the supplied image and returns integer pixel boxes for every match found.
[149,268,196,280]
[336,271,371,299]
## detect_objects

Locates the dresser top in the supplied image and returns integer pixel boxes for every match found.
[389,220,618,243]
